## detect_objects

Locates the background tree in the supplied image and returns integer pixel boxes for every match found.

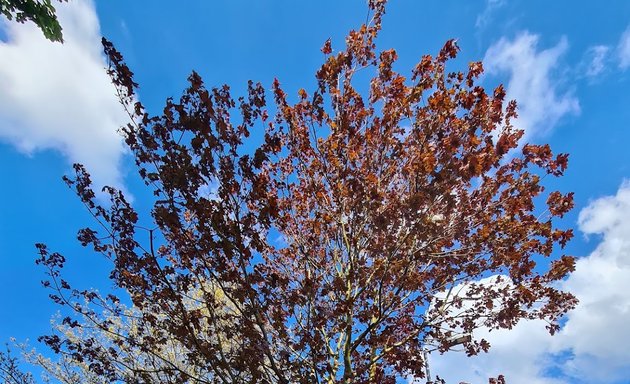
[0,0,67,42]
[1,346,34,384]
[17,282,236,383]
[33,0,577,383]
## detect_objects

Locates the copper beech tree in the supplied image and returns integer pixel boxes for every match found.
[34,1,576,383]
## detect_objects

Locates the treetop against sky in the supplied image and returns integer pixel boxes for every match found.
[1,1,630,384]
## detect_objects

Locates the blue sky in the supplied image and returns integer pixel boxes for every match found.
[1,1,630,383]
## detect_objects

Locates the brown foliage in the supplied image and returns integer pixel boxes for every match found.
[36,1,576,383]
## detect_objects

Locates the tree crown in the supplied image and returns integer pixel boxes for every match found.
[31,1,576,383]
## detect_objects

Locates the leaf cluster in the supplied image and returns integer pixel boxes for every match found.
[0,0,67,42]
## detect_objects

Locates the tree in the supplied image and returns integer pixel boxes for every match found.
[17,282,236,383]
[0,0,67,42]
[1,345,34,384]
[32,1,577,383]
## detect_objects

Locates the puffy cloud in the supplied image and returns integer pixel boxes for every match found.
[556,181,630,382]
[429,181,630,384]
[0,0,128,191]
[483,33,579,141]
[617,26,630,70]
[428,319,562,384]
[420,275,562,384]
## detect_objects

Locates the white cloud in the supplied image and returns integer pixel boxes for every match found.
[422,275,562,384]
[429,319,562,384]
[583,45,610,78]
[476,0,506,30]
[0,1,128,191]
[483,32,579,141]
[557,181,630,382]
[617,26,630,70]
[429,181,630,384]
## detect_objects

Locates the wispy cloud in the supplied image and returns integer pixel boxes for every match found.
[483,32,579,141]
[617,26,630,70]
[476,0,506,30]
[429,181,630,384]
[583,45,610,78]
[0,0,128,191]
[576,25,630,80]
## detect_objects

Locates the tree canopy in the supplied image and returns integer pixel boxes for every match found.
[0,0,66,42]
[16,1,576,383]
